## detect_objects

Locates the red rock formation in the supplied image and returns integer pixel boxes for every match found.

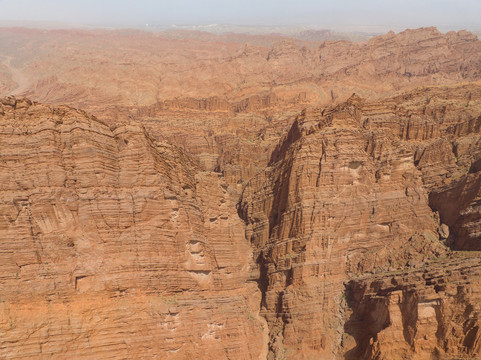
[1,26,481,360]
[2,26,481,191]
[0,96,266,359]
[1,27,480,120]
[430,171,481,250]
[344,254,481,360]
[238,84,481,359]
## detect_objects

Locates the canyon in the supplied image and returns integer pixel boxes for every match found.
[1,26,481,359]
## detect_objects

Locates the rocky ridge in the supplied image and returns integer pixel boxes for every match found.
[0,27,479,114]
[2,27,481,189]
[238,83,481,359]
[0,96,265,359]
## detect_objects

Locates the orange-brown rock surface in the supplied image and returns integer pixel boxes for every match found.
[344,253,481,360]
[238,83,481,359]
[0,96,266,359]
[1,26,481,360]
[1,27,481,189]
[1,27,480,117]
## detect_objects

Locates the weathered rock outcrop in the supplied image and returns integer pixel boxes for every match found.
[429,161,481,251]
[344,253,481,359]
[238,84,481,359]
[0,96,266,359]
[2,27,481,190]
[134,92,306,116]
[1,27,481,124]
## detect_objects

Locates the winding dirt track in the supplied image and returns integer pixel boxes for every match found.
[1,56,29,95]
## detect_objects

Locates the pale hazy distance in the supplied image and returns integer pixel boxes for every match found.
[0,0,480,30]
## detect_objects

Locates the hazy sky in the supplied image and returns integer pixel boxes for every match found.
[0,0,480,30]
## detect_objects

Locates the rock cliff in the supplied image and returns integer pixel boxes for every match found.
[238,83,481,359]
[1,27,481,118]
[345,253,481,360]
[2,27,481,189]
[0,96,266,359]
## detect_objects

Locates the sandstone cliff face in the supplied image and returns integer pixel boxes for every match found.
[238,84,481,359]
[130,91,303,184]
[429,170,481,251]
[2,85,481,360]
[0,96,266,359]
[344,254,481,360]
[2,27,481,190]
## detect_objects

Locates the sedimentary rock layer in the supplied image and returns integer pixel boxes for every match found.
[1,29,481,358]
[345,254,481,359]
[239,83,481,359]
[1,27,480,119]
[2,27,481,189]
[0,96,266,359]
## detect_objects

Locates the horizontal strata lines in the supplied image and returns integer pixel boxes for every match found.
[0,98,266,359]
[0,185,186,193]
[237,84,481,358]
[0,122,113,136]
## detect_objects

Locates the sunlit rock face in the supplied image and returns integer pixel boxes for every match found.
[0,97,266,359]
[2,27,481,189]
[239,84,481,359]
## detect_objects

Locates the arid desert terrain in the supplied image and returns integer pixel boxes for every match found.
[1,26,481,359]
